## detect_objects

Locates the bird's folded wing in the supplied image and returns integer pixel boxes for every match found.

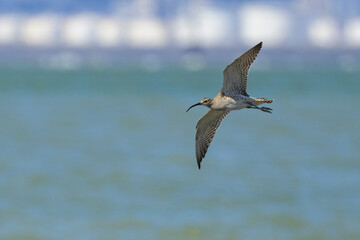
[221,42,262,97]
[195,109,230,169]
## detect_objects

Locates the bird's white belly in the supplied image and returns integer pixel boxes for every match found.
[212,95,254,111]
[226,101,249,110]
[224,95,259,110]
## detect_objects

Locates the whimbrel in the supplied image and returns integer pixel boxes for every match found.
[186,42,273,169]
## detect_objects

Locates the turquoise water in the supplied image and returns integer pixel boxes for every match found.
[0,66,359,239]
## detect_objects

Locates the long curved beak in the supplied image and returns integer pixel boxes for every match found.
[186,102,202,112]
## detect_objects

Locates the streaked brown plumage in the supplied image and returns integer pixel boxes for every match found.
[195,109,230,169]
[187,42,274,169]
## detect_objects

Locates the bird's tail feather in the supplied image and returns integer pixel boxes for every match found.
[255,97,273,103]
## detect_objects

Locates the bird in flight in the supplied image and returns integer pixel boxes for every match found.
[186,42,273,169]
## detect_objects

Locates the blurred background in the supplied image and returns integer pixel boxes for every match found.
[0,0,359,239]
[0,0,360,67]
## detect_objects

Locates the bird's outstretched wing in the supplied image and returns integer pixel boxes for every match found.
[195,109,230,169]
[222,42,262,97]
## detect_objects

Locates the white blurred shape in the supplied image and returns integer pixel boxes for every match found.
[127,18,167,48]
[198,9,230,47]
[0,15,17,45]
[308,17,339,48]
[344,18,360,48]
[21,14,58,46]
[95,18,121,47]
[238,4,290,47]
[61,13,95,47]
[173,8,230,48]
[172,17,193,48]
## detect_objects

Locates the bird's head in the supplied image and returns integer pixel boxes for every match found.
[186,97,213,112]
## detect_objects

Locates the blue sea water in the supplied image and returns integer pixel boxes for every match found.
[0,65,359,239]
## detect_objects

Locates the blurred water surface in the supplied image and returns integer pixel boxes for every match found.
[0,65,359,240]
